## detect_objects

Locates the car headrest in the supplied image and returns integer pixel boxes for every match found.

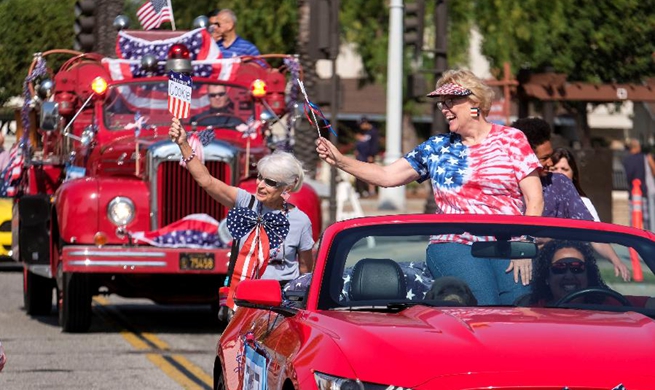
[350,258,407,301]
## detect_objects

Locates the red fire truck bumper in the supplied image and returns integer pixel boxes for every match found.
[61,245,231,274]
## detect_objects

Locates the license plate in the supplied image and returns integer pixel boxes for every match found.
[179,252,215,270]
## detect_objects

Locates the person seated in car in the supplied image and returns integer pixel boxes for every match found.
[189,84,239,127]
[530,240,654,308]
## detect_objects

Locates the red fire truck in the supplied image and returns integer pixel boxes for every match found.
[13,29,322,332]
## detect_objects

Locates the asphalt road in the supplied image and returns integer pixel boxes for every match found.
[0,267,222,390]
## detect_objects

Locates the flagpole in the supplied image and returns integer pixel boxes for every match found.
[167,0,176,30]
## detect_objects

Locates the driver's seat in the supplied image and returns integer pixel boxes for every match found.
[350,258,407,301]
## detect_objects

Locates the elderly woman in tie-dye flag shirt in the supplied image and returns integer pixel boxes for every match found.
[316,69,543,305]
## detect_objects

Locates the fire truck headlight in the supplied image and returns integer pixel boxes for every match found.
[107,197,135,226]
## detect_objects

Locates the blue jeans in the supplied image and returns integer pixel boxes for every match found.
[426,242,530,305]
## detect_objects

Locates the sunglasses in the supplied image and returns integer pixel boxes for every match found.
[209,92,227,98]
[436,96,468,110]
[550,259,586,275]
[257,174,286,188]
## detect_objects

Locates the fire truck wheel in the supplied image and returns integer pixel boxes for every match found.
[23,268,54,316]
[59,272,92,333]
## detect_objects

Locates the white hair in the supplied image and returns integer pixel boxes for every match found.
[257,151,305,192]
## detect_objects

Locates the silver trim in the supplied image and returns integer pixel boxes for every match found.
[68,250,166,258]
[146,140,240,230]
[68,260,167,268]
[28,264,52,278]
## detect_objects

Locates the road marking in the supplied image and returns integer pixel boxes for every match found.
[93,297,213,389]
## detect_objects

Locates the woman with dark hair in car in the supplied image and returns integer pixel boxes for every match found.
[530,240,654,308]
[530,240,608,305]
[549,148,600,222]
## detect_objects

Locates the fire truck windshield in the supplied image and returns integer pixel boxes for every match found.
[103,81,254,131]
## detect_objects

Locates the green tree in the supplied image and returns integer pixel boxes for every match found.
[475,0,655,83]
[475,0,655,145]
[0,0,76,106]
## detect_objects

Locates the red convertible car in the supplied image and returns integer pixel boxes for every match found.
[214,214,655,389]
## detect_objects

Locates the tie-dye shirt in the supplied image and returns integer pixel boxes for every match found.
[404,124,540,243]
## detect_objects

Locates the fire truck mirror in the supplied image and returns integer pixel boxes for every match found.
[40,102,60,132]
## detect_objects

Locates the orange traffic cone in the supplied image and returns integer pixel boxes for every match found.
[630,179,644,282]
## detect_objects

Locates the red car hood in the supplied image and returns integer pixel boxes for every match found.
[314,306,655,388]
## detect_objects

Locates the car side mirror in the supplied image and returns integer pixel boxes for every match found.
[40,102,60,132]
[234,279,283,307]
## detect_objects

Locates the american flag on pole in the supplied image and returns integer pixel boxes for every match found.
[137,0,173,31]
[168,71,192,119]
[0,143,24,197]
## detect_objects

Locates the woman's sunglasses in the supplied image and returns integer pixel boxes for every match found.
[257,174,286,188]
[550,259,586,275]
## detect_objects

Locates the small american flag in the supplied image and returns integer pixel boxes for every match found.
[168,71,192,119]
[137,0,172,31]
[0,143,24,197]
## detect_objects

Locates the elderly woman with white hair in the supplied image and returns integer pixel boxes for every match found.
[169,118,315,283]
[316,69,543,305]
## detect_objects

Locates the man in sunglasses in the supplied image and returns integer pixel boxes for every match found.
[190,84,238,127]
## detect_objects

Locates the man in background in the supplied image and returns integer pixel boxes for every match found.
[215,9,261,58]
[622,139,655,230]
[353,117,379,198]
[207,9,221,42]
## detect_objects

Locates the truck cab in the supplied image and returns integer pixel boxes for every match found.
[14,28,322,332]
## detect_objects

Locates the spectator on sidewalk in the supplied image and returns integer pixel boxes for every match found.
[353,116,379,198]
[622,139,655,230]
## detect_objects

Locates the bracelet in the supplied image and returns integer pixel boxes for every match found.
[181,148,196,164]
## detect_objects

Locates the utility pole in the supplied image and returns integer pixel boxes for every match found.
[424,0,448,214]
[378,0,406,211]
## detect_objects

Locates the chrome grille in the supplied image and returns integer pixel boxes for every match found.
[157,161,231,227]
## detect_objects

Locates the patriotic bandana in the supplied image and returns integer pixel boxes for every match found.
[427,82,473,97]
[224,207,290,309]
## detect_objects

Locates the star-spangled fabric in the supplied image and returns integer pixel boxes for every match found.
[226,207,290,249]
[404,124,540,244]
[338,261,434,302]
[102,28,241,81]
[426,82,473,97]
[131,213,225,248]
[136,0,172,31]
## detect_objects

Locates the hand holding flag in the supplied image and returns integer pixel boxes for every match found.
[297,79,337,139]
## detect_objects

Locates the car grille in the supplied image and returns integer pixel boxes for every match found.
[157,160,231,227]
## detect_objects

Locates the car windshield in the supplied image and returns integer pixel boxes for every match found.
[103,81,253,130]
[316,220,655,317]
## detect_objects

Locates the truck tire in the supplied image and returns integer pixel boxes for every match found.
[23,268,54,315]
[59,272,92,333]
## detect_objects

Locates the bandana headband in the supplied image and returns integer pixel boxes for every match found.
[427,82,473,97]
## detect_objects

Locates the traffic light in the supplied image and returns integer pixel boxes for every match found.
[74,0,96,52]
[404,0,425,59]
[308,0,340,61]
